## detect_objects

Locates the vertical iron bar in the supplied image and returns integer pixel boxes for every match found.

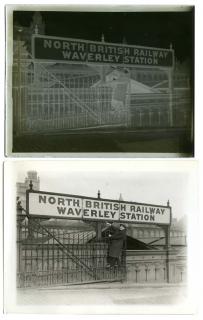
[47,231,49,285]
[57,228,60,284]
[77,232,79,282]
[52,227,55,285]
[165,225,170,283]
[41,223,44,285]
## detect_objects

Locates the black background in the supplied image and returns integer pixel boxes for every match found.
[13,9,194,64]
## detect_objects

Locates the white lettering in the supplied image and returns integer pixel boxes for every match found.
[62,51,72,59]
[43,39,52,49]
[53,41,61,49]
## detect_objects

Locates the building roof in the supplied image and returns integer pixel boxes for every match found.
[92,69,159,94]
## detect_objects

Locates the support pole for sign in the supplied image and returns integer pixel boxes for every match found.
[100,34,105,82]
[165,199,171,283]
[26,180,34,240]
[96,190,102,240]
[33,26,39,86]
[168,44,174,127]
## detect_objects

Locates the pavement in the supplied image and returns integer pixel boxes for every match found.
[17,282,188,306]
[13,127,193,154]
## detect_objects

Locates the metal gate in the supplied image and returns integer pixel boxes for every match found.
[13,56,130,135]
[12,41,192,135]
[17,214,126,288]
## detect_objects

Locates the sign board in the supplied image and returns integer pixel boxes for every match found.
[27,191,171,225]
[32,35,174,68]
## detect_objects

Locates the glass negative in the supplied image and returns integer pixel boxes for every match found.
[7,7,194,155]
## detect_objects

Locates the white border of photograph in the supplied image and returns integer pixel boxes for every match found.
[4,159,198,314]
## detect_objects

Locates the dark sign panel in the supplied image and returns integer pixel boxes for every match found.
[27,190,171,225]
[32,35,174,68]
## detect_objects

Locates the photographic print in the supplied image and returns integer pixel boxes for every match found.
[6,6,194,155]
[4,160,198,314]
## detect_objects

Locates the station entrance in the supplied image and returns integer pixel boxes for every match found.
[13,34,192,136]
[17,185,171,288]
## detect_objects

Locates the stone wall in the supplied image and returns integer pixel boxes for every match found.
[126,249,187,283]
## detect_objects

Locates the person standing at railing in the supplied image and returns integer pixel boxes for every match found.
[106,223,127,268]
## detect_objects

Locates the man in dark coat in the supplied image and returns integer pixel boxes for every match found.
[107,223,126,268]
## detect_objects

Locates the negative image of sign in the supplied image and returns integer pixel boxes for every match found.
[33,36,173,68]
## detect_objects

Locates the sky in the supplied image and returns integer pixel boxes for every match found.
[13,8,194,63]
[10,160,197,220]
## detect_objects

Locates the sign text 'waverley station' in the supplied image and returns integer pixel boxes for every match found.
[32,35,174,68]
[27,191,171,225]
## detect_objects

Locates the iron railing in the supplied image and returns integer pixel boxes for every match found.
[12,57,192,135]
[17,215,126,288]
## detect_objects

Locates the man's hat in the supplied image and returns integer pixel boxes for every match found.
[111,222,120,229]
